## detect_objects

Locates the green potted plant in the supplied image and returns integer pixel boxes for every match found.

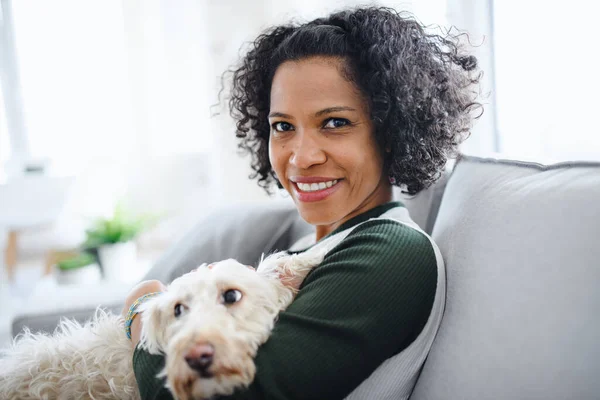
[83,203,156,282]
[55,251,101,285]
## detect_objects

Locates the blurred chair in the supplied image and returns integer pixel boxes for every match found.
[0,175,74,280]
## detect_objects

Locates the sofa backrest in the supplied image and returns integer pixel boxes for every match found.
[410,155,600,400]
[394,163,452,234]
[143,199,313,283]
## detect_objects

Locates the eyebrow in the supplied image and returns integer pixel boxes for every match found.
[268,106,357,119]
[315,106,356,117]
[268,111,294,119]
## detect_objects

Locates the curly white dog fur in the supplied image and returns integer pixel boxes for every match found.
[0,249,325,400]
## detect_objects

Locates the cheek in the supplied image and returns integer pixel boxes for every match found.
[348,143,384,185]
[362,136,385,172]
[268,141,287,178]
[343,141,380,171]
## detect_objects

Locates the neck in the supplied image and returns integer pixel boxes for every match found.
[315,185,393,241]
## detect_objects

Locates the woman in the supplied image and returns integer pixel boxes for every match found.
[125,6,481,399]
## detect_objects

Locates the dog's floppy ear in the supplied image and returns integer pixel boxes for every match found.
[138,295,168,354]
[257,249,327,294]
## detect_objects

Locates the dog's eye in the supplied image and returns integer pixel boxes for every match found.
[174,303,187,317]
[223,289,242,304]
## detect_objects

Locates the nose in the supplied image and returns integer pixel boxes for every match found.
[184,343,215,373]
[288,130,326,169]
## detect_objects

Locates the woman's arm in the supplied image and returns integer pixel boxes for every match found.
[134,220,438,400]
[122,280,167,346]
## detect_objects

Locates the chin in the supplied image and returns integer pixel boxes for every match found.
[295,202,340,227]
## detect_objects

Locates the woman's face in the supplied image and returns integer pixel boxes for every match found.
[268,56,392,238]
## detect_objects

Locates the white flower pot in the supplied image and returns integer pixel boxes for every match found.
[98,241,137,282]
[55,263,102,285]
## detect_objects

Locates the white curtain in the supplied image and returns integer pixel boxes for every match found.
[0,88,9,170]
[3,0,226,253]
[445,0,498,156]
[493,0,600,161]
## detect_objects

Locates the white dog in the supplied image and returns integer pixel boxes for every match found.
[0,249,325,400]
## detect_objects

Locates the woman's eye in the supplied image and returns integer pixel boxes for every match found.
[223,289,243,305]
[174,303,187,317]
[323,118,350,129]
[272,122,294,132]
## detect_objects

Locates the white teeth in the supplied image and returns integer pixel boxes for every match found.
[296,179,338,192]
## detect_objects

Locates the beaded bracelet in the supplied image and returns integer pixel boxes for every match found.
[124,292,162,340]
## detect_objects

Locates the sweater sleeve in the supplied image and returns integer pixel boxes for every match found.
[133,220,438,400]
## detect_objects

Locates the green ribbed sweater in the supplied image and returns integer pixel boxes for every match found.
[133,201,438,400]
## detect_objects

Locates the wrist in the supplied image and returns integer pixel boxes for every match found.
[124,292,162,340]
[130,314,144,347]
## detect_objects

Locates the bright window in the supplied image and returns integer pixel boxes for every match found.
[0,87,10,175]
[8,0,213,176]
[10,0,135,174]
[493,0,600,161]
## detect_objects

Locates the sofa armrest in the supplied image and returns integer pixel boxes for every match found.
[11,278,133,337]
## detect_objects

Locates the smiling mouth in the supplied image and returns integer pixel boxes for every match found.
[294,179,340,192]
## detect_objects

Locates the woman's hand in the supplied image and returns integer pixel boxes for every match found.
[122,279,167,348]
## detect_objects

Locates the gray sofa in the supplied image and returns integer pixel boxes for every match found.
[11,154,600,399]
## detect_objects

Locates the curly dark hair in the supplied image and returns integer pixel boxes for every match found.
[226,6,482,195]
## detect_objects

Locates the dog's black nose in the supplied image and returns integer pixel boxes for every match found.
[185,343,215,373]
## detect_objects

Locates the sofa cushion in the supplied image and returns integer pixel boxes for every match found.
[411,155,600,400]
